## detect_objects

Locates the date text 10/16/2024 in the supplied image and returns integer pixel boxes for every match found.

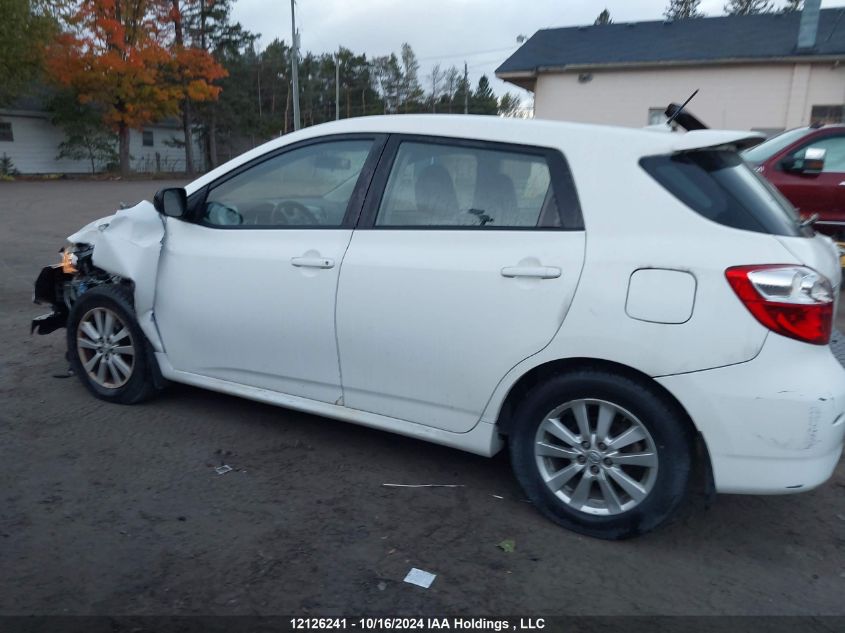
[290,618,546,631]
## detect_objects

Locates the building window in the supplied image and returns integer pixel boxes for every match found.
[648,108,667,126]
[142,130,154,147]
[810,105,844,125]
[0,122,13,142]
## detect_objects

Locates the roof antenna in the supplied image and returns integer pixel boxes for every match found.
[664,90,708,131]
[666,90,698,127]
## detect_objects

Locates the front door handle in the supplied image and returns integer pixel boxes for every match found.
[291,256,335,269]
[500,266,561,279]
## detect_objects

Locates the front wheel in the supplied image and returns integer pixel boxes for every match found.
[66,284,158,404]
[509,369,694,539]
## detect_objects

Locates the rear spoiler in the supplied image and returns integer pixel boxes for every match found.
[671,130,765,153]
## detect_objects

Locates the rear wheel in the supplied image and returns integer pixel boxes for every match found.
[66,285,158,404]
[509,369,693,539]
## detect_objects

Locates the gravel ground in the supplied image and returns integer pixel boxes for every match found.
[1,180,844,616]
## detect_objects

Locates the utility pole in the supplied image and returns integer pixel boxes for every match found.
[463,62,469,115]
[290,0,301,130]
[335,52,340,121]
[431,72,436,113]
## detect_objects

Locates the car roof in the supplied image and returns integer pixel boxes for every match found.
[808,124,845,132]
[780,124,845,135]
[185,115,763,195]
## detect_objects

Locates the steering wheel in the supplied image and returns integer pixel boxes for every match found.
[272,200,319,225]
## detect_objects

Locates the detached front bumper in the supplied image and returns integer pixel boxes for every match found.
[31,264,72,335]
[657,333,845,494]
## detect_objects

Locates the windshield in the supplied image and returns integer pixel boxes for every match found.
[742,127,811,164]
[640,149,809,237]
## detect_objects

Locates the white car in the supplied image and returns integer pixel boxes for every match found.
[32,115,845,539]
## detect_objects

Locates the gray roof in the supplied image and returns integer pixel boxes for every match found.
[496,8,845,79]
[0,83,182,129]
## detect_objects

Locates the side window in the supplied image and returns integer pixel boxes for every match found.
[202,139,373,227]
[790,136,845,173]
[375,141,564,228]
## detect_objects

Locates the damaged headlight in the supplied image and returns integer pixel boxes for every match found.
[60,242,93,273]
[60,244,78,274]
[31,242,97,335]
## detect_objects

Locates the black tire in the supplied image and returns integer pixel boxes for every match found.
[509,369,694,540]
[66,284,158,405]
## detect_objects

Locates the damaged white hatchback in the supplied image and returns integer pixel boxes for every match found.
[32,115,845,539]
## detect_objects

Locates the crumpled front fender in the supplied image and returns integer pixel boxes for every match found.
[68,200,166,349]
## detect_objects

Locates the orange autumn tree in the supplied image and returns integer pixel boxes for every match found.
[161,0,227,174]
[47,0,225,176]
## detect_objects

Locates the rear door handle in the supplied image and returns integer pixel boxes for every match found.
[500,266,561,279]
[291,256,335,269]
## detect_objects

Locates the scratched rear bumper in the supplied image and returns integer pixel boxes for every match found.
[657,333,845,494]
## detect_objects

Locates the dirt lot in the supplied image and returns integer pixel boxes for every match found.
[1,180,844,617]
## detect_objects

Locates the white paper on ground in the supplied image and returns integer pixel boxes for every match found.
[403,568,436,589]
[382,484,463,488]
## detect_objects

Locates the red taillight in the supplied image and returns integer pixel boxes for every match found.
[725,265,834,345]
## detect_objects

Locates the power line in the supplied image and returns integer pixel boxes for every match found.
[466,57,511,70]
[417,45,517,62]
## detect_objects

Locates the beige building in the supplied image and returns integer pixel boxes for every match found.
[496,3,845,135]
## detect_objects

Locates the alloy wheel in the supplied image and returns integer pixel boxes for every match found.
[76,306,135,389]
[534,398,659,516]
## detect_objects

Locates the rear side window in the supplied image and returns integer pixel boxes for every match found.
[640,150,807,237]
[375,141,575,229]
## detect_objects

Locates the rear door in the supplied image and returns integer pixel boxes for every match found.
[335,135,586,433]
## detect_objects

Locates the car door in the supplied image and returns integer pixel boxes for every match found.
[155,134,384,403]
[770,133,845,224]
[335,135,586,433]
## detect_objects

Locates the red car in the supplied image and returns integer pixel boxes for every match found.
[743,124,845,238]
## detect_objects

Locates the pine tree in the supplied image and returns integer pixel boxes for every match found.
[724,0,774,15]
[498,93,522,117]
[782,0,802,12]
[0,0,55,106]
[399,43,424,112]
[594,9,611,25]
[664,0,703,19]
[470,75,498,115]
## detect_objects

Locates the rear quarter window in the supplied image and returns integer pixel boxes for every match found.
[640,150,808,237]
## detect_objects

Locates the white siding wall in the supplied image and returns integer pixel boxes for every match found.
[129,126,205,173]
[0,112,93,174]
[532,62,845,130]
[0,111,205,174]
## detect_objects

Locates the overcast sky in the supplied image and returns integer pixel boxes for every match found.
[231,0,845,99]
